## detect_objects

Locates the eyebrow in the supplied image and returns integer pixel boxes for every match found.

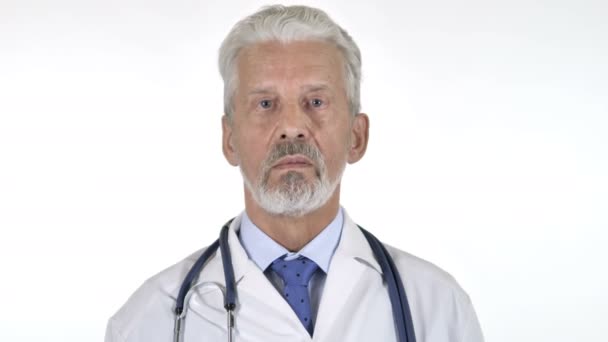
[247,84,332,96]
[247,87,276,96]
[301,84,331,93]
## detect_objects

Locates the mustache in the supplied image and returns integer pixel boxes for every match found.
[265,141,323,168]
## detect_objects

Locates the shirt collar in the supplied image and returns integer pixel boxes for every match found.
[238,207,344,274]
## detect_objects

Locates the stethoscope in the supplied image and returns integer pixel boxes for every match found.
[173,219,417,342]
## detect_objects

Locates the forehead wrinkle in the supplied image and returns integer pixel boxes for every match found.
[239,43,343,73]
[247,86,277,96]
[247,64,337,82]
[301,84,332,93]
[245,71,338,93]
[237,41,345,100]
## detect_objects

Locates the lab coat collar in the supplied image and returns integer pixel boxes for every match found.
[312,209,384,341]
[186,209,385,340]
[189,214,255,290]
[224,214,256,284]
[337,209,383,275]
[191,208,383,289]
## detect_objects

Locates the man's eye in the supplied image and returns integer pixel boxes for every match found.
[310,98,323,107]
[259,99,273,109]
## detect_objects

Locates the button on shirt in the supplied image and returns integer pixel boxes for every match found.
[238,208,344,324]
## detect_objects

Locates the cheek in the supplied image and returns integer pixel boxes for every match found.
[234,135,269,174]
[320,133,350,173]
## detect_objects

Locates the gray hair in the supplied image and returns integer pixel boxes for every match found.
[218,5,362,117]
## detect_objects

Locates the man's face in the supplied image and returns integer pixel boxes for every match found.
[222,40,367,216]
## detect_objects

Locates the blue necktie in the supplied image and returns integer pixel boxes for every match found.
[270,255,319,335]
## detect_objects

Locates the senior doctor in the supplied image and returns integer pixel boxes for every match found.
[105,5,484,342]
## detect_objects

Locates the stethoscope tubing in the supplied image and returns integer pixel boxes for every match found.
[174,220,416,342]
[360,227,417,342]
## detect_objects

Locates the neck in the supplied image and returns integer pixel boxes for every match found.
[244,186,341,252]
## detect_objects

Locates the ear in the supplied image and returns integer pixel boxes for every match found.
[222,115,240,166]
[347,113,369,164]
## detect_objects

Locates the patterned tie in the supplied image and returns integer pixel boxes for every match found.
[270,255,319,335]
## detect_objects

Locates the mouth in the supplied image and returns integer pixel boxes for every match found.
[272,155,314,170]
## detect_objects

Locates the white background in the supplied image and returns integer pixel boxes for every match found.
[1,0,607,341]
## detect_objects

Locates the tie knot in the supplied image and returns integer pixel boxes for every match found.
[270,256,319,286]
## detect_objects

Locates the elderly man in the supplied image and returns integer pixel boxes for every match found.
[105,5,484,342]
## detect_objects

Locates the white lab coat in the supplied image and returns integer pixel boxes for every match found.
[105,210,484,342]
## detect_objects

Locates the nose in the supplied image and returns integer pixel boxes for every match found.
[280,131,305,140]
[277,102,309,141]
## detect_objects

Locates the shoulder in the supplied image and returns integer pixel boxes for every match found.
[383,243,468,298]
[382,243,484,342]
[105,248,207,342]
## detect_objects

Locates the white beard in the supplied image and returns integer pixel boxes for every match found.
[240,142,344,217]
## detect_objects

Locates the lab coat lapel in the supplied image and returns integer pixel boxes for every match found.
[228,213,313,338]
[187,214,311,338]
[189,215,252,290]
[185,215,254,327]
[236,259,314,338]
[313,211,382,341]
